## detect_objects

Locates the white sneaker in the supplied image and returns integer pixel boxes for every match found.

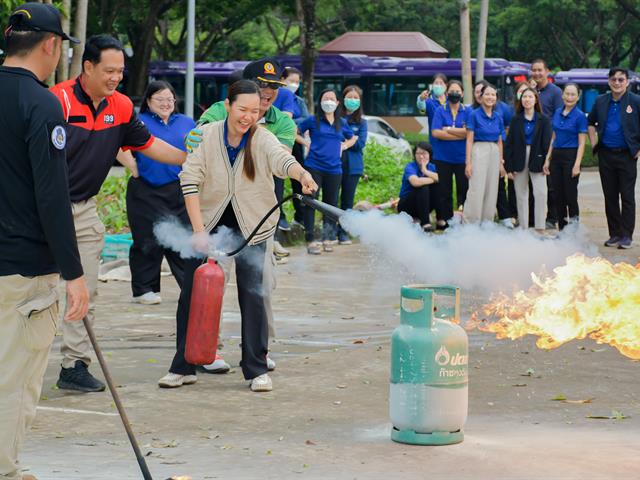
[500,218,515,229]
[275,256,289,265]
[273,240,290,257]
[158,372,197,388]
[267,355,276,371]
[201,355,230,374]
[133,292,161,305]
[250,373,273,392]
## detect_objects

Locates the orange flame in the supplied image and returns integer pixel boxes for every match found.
[467,254,640,359]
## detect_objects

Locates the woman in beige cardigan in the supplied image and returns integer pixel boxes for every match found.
[159,80,317,392]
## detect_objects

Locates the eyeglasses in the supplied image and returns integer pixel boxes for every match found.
[151,96,176,104]
[256,80,280,90]
[610,77,627,84]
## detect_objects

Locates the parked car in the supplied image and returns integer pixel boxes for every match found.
[364,115,412,157]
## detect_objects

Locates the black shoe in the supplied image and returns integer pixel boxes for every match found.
[604,236,621,247]
[57,361,106,392]
[277,217,291,232]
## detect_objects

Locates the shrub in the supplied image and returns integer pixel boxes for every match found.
[96,170,130,233]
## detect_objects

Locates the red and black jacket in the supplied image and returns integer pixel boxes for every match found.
[50,77,154,202]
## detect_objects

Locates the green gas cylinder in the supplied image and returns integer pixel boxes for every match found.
[390,284,468,445]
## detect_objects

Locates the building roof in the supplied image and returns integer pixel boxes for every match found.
[320,32,448,58]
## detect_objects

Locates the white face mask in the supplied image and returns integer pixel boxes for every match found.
[286,82,299,93]
[321,100,338,113]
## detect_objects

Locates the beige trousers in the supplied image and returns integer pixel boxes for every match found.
[60,198,104,368]
[513,146,548,230]
[464,142,500,223]
[0,273,59,479]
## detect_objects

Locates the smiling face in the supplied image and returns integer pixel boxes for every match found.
[481,86,497,108]
[531,61,549,87]
[562,85,580,108]
[225,93,260,135]
[608,71,629,96]
[147,88,175,121]
[82,48,125,99]
[521,90,537,111]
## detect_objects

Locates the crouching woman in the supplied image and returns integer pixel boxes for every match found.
[159,80,317,392]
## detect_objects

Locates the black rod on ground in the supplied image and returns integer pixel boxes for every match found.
[83,317,154,480]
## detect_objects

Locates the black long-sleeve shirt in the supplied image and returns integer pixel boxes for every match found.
[0,66,83,280]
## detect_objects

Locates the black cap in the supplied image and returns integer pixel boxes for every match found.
[242,58,286,85]
[7,3,80,44]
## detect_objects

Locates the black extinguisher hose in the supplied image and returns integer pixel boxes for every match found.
[223,194,293,257]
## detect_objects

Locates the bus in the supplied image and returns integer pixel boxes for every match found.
[554,68,640,113]
[148,54,531,133]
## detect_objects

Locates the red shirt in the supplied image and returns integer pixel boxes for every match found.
[50,77,154,202]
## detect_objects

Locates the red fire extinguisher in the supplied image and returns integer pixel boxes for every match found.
[185,258,225,365]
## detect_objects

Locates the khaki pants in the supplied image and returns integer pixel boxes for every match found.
[0,273,59,479]
[60,198,104,368]
[513,146,548,230]
[464,142,500,223]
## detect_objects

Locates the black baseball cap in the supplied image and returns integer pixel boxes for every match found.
[242,58,286,86]
[7,3,80,44]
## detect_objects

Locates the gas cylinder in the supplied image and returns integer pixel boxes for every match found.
[390,284,468,445]
[185,258,225,365]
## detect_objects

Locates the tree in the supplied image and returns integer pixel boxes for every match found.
[297,0,317,112]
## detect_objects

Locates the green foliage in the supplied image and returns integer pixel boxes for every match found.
[355,140,404,204]
[96,171,130,233]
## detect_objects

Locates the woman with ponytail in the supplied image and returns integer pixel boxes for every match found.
[160,79,317,392]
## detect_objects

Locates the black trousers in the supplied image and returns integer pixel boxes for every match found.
[303,168,342,242]
[126,177,188,297]
[291,142,306,223]
[550,148,580,229]
[598,147,637,239]
[338,155,361,240]
[496,175,517,220]
[432,160,467,221]
[397,185,436,226]
[170,240,269,380]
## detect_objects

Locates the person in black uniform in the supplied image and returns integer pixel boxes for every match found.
[0,4,89,479]
[588,67,640,249]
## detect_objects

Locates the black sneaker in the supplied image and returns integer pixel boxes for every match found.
[57,361,106,392]
[604,236,621,247]
[617,237,632,249]
[277,217,291,232]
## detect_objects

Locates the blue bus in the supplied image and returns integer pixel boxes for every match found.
[149,54,530,133]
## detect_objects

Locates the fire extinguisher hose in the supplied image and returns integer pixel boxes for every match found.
[223,194,293,257]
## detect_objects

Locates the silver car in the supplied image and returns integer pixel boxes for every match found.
[364,115,412,158]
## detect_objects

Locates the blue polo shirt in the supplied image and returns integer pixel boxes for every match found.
[399,161,437,199]
[431,104,469,164]
[298,115,354,174]
[417,95,447,135]
[467,108,505,142]
[343,115,368,175]
[537,82,563,118]
[524,113,537,145]
[272,87,296,115]
[601,100,627,148]
[496,101,514,128]
[223,120,249,166]
[552,106,588,148]
[135,112,195,187]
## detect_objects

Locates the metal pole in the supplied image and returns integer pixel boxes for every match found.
[476,0,489,83]
[83,317,153,480]
[185,0,196,118]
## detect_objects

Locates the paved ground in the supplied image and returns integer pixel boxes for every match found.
[21,171,640,480]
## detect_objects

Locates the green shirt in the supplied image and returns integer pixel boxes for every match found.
[199,101,296,149]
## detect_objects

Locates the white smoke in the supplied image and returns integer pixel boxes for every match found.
[153,217,241,260]
[340,210,598,292]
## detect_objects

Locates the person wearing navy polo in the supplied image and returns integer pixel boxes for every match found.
[464,83,506,223]
[298,89,357,254]
[431,80,469,227]
[416,73,448,136]
[398,141,439,230]
[588,67,640,249]
[124,81,195,305]
[543,83,588,230]
[505,88,552,232]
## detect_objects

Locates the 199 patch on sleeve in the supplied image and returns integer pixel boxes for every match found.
[51,125,66,150]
